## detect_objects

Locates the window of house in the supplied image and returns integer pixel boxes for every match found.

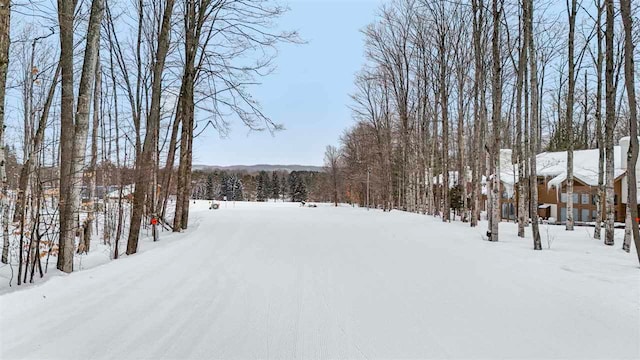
[582,194,590,204]
[561,193,567,203]
[573,193,579,203]
[502,203,515,220]
[582,209,590,222]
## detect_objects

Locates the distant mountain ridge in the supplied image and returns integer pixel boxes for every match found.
[192,164,324,173]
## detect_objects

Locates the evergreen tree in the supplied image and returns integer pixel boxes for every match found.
[449,184,463,214]
[295,177,308,202]
[281,172,289,201]
[218,172,229,200]
[263,171,272,199]
[271,171,280,201]
[231,175,238,201]
[289,171,308,202]
[206,174,215,200]
[287,171,297,200]
[228,174,244,201]
[256,171,268,201]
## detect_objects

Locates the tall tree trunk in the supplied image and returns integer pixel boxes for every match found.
[61,0,104,267]
[594,0,604,240]
[470,0,484,228]
[175,0,208,231]
[0,0,9,264]
[134,0,143,161]
[620,0,640,262]
[489,0,502,241]
[455,48,467,221]
[527,0,542,249]
[14,39,37,224]
[516,3,527,238]
[565,0,577,231]
[604,0,615,246]
[85,57,101,253]
[56,0,76,273]
[127,0,176,253]
[180,115,194,228]
[523,14,531,233]
[440,35,450,222]
[173,120,185,228]
[61,0,104,262]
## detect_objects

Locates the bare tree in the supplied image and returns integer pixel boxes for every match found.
[488,0,502,241]
[0,0,9,264]
[603,0,615,246]
[514,0,528,238]
[56,0,76,273]
[453,20,470,222]
[593,0,604,240]
[620,0,640,261]
[470,0,487,228]
[57,0,105,272]
[364,1,414,212]
[527,0,542,250]
[429,0,454,222]
[172,0,298,230]
[349,71,393,211]
[84,55,101,254]
[565,0,577,231]
[324,145,342,207]
[127,0,176,254]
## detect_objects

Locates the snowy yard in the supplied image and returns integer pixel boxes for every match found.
[1,201,638,359]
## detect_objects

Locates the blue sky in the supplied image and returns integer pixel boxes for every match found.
[192,0,383,167]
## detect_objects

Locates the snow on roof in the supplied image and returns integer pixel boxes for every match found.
[433,170,473,188]
[499,149,518,184]
[539,146,624,189]
[430,145,629,193]
[434,151,515,186]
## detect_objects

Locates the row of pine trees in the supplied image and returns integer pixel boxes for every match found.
[194,170,333,203]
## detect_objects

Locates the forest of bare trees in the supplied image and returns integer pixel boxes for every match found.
[0,0,299,283]
[332,0,640,261]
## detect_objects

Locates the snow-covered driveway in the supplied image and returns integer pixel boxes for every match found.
[1,201,639,359]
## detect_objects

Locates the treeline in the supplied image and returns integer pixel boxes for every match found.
[327,0,640,261]
[190,170,335,203]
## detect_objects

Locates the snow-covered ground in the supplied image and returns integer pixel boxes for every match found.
[1,201,638,359]
[0,201,176,295]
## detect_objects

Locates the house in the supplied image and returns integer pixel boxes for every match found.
[536,147,620,223]
[510,137,637,224]
[431,139,639,225]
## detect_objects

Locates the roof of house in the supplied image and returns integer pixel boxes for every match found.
[430,146,626,196]
[433,170,472,187]
[537,147,625,189]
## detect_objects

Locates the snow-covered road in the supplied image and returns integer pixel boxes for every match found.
[1,201,639,359]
